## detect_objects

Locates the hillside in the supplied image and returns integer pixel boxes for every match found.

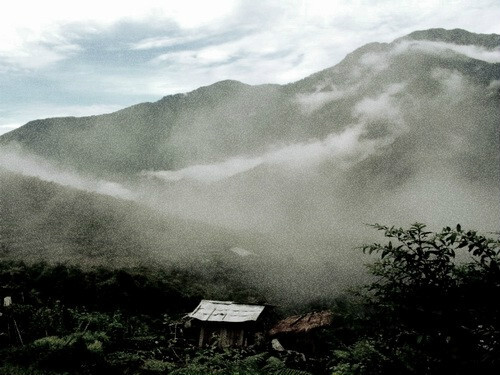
[0,169,261,265]
[1,27,499,267]
[1,169,355,304]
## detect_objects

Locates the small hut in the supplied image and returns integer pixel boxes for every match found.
[269,311,333,354]
[187,300,267,348]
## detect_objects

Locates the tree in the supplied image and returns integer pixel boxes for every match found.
[348,223,500,375]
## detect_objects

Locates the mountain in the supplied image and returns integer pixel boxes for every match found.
[1,28,499,273]
[1,29,498,178]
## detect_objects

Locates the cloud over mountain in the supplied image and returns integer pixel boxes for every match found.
[1,29,499,269]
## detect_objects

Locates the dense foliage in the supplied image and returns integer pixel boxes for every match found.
[0,261,277,374]
[0,223,498,374]
[330,223,500,375]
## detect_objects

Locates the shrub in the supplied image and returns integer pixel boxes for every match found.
[355,223,500,375]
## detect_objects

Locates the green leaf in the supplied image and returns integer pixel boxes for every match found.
[447,233,457,244]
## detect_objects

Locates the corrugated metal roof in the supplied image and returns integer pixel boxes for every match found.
[188,300,265,323]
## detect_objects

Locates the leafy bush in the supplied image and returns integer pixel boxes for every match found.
[353,223,500,375]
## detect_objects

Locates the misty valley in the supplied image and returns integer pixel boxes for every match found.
[0,28,499,375]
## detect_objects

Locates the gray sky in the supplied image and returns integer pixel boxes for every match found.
[1,0,499,135]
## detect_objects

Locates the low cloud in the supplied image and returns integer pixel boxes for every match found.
[296,84,360,114]
[145,126,365,183]
[398,40,500,63]
[0,145,134,200]
[147,157,262,182]
[146,84,407,183]
[354,83,406,122]
[361,40,500,75]
[487,79,500,90]
[431,68,467,102]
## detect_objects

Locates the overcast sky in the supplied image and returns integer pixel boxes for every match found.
[1,0,499,135]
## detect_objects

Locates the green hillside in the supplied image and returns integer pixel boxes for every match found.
[0,169,256,265]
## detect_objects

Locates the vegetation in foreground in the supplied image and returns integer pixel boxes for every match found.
[0,223,498,375]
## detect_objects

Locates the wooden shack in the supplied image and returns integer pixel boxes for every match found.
[187,300,267,348]
[269,310,333,354]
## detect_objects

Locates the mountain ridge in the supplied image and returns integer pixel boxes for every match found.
[1,28,499,268]
[2,28,498,149]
